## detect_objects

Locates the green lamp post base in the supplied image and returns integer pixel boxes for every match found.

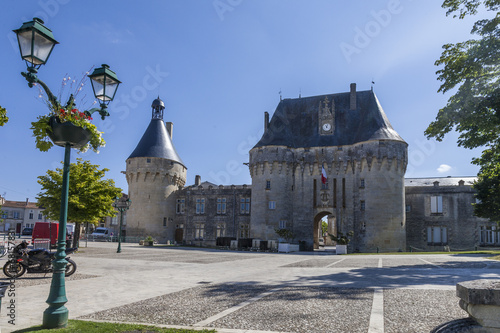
[42,257,69,328]
[43,304,68,328]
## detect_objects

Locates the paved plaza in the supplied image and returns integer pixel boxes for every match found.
[1,242,500,333]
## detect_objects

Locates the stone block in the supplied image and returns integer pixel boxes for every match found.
[457,280,500,306]
[457,279,500,331]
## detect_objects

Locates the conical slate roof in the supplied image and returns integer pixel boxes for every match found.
[254,90,405,149]
[127,118,185,167]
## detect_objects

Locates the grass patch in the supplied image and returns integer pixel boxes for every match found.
[12,320,216,333]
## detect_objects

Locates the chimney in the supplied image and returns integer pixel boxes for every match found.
[195,175,201,186]
[264,112,269,131]
[350,83,356,110]
[26,198,29,206]
[165,122,173,139]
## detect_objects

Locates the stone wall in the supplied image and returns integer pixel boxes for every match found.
[249,139,407,252]
[405,180,493,251]
[174,184,252,246]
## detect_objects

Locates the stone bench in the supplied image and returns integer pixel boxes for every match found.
[457,279,500,332]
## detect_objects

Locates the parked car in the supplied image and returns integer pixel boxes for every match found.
[91,227,111,240]
[21,227,33,236]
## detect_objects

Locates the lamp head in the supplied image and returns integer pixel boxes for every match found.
[88,64,121,104]
[13,17,58,69]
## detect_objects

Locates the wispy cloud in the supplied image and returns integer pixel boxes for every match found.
[84,22,134,44]
[437,164,452,173]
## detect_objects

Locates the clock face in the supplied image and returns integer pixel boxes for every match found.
[322,123,331,132]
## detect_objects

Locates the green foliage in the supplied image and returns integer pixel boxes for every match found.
[425,0,500,149]
[473,145,500,221]
[30,102,105,153]
[425,1,500,222]
[441,0,499,19]
[321,220,328,235]
[0,105,8,126]
[328,231,354,245]
[274,228,294,243]
[36,158,122,225]
[31,114,53,151]
[31,71,106,153]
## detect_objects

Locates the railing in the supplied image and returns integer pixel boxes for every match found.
[32,239,51,250]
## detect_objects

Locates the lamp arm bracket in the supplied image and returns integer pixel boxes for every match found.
[84,104,109,121]
[21,70,61,111]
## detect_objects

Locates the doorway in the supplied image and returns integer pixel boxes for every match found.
[313,212,335,249]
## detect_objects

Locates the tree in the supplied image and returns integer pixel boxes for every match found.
[425,1,500,221]
[37,158,122,247]
[0,106,8,126]
[425,0,499,148]
[321,220,328,236]
[471,146,500,220]
[274,228,295,243]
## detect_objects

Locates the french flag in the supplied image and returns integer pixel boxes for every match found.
[321,166,327,184]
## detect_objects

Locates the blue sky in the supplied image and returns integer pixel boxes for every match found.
[0,0,492,202]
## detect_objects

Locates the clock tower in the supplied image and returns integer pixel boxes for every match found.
[319,96,334,135]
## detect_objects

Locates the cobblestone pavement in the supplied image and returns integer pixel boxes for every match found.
[1,242,500,333]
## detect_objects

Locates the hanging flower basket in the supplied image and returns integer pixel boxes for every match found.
[31,104,105,153]
[30,73,106,153]
[47,116,91,149]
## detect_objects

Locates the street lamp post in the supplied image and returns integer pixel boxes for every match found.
[113,197,131,253]
[13,17,121,329]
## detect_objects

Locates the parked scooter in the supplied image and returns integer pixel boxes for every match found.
[2,241,77,278]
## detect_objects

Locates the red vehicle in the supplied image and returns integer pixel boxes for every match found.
[32,222,72,247]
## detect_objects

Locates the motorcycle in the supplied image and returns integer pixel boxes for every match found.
[3,241,78,278]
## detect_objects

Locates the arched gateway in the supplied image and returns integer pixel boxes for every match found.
[248,84,408,252]
[313,211,335,249]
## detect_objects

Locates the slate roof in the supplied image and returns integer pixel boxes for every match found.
[254,90,405,149]
[127,119,185,167]
[405,177,477,187]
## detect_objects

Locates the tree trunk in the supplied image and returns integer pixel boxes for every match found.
[73,222,81,248]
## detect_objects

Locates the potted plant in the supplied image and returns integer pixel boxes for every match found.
[328,231,354,255]
[30,73,105,153]
[144,236,154,246]
[275,228,299,253]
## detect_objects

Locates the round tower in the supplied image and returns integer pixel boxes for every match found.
[125,97,186,242]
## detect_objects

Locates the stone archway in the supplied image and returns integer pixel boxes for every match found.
[313,211,335,249]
